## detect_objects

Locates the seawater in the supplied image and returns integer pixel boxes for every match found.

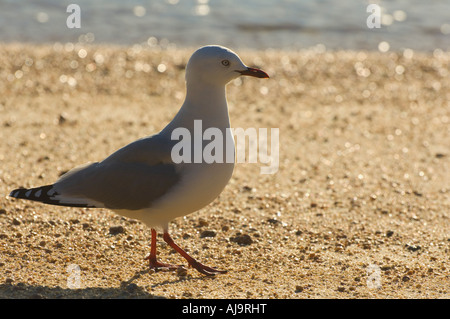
[0,0,449,51]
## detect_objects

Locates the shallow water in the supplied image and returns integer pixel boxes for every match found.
[0,0,449,51]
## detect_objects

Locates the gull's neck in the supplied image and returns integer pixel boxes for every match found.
[161,80,230,135]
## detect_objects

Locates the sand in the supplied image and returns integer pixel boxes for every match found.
[0,43,449,299]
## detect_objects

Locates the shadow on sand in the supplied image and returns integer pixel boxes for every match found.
[0,267,207,299]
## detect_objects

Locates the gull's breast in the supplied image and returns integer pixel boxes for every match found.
[151,160,235,218]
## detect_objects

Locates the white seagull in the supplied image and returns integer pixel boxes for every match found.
[9,45,269,275]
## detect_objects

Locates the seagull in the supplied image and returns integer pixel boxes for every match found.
[9,45,269,275]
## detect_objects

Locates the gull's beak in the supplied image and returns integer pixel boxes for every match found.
[236,67,269,79]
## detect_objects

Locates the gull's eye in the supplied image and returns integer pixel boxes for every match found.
[221,59,230,67]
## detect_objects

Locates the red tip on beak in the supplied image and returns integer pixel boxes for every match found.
[237,67,269,79]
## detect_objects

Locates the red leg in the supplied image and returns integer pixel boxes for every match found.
[163,230,227,276]
[144,228,180,270]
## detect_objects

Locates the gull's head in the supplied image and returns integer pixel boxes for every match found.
[185,45,269,86]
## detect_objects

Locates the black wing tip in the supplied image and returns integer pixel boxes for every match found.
[9,185,53,199]
[9,187,30,199]
[9,189,21,198]
[8,185,95,208]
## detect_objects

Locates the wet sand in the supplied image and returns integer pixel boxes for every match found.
[0,43,448,298]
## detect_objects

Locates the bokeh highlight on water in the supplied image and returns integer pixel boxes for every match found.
[0,0,449,51]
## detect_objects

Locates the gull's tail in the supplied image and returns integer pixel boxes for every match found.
[9,185,96,208]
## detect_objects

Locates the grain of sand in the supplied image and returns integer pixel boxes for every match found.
[0,43,449,299]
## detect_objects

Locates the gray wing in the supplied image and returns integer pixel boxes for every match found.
[52,134,180,210]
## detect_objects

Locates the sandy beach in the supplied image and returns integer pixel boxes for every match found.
[0,43,448,299]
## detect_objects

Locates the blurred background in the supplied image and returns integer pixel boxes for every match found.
[0,0,449,52]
